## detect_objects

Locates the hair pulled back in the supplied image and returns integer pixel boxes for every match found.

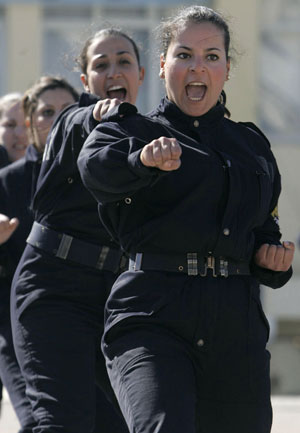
[157,5,231,117]
[22,76,79,122]
[77,28,141,75]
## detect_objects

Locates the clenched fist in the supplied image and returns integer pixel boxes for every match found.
[255,242,295,272]
[0,213,19,245]
[140,137,182,171]
[93,98,121,122]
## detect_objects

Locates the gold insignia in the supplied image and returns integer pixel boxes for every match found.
[271,205,279,225]
[271,205,278,218]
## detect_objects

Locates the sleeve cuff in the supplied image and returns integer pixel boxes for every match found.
[127,149,165,179]
[250,262,293,289]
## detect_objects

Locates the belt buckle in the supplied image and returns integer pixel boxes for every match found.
[187,253,198,276]
[56,233,73,260]
[220,258,229,278]
[200,255,217,277]
[129,253,143,271]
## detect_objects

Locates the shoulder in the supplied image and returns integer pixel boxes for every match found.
[0,158,27,195]
[0,146,9,168]
[48,103,88,138]
[223,118,272,150]
[237,121,271,147]
[46,104,85,147]
[98,111,165,141]
[57,103,84,127]
[0,157,26,178]
[105,103,166,130]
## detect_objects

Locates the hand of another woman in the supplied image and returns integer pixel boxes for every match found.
[93,98,121,122]
[0,213,19,244]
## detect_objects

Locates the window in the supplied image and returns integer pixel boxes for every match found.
[0,7,6,95]
[42,2,212,113]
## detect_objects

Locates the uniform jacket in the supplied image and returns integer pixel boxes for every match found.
[0,143,42,306]
[78,97,292,289]
[0,145,9,169]
[32,92,116,247]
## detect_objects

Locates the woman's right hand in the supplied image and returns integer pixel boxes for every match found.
[140,137,182,171]
[93,98,121,122]
[0,214,19,244]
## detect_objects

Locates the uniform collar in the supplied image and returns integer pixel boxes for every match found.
[101,102,138,123]
[25,143,43,162]
[151,97,225,130]
[78,92,100,107]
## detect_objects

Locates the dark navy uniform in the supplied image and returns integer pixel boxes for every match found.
[77,98,293,433]
[10,93,128,433]
[0,144,8,414]
[0,143,41,433]
[0,145,9,169]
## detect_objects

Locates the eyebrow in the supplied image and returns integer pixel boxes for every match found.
[177,45,221,52]
[92,51,132,60]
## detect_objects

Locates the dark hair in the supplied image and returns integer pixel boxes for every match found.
[22,76,79,121]
[76,28,141,75]
[157,5,231,117]
[158,5,231,60]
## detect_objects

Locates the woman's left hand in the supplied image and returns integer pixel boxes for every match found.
[254,242,295,272]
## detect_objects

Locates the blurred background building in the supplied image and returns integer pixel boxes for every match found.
[0,0,299,396]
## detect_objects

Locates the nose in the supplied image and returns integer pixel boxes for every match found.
[189,57,205,73]
[107,64,121,78]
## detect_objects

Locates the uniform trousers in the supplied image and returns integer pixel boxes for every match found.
[0,305,35,433]
[10,244,128,433]
[103,270,273,433]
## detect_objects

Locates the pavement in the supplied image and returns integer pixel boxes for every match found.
[1,388,300,432]
[0,388,20,433]
[271,396,300,433]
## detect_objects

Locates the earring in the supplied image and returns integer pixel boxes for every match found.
[159,68,164,78]
[226,74,231,81]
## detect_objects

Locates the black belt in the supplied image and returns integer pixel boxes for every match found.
[27,222,124,273]
[128,252,250,277]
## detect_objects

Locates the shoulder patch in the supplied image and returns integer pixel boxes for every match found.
[271,205,279,225]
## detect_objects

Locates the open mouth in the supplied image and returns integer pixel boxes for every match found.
[107,85,127,101]
[186,82,207,101]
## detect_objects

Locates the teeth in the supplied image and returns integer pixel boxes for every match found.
[186,82,206,101]
[107,85,123,91]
